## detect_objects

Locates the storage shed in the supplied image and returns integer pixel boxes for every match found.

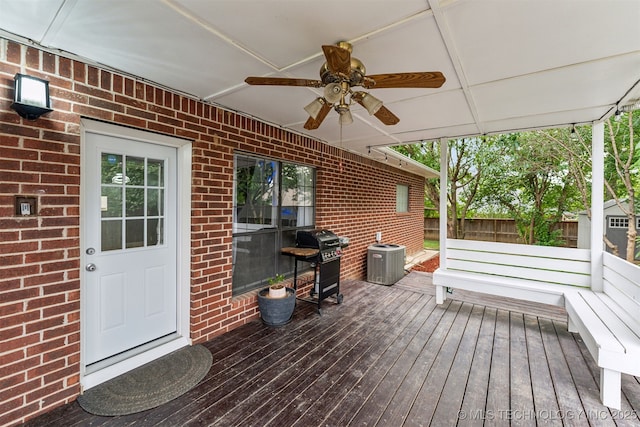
[577,199,640,260]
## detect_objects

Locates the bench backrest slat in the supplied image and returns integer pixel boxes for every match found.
[445,239,591,288]
[603,252,640,337]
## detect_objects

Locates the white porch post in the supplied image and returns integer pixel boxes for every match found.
[436,138,448,303]
[591,121,604,292]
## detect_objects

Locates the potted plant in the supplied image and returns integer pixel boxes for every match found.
[257,274,296,326]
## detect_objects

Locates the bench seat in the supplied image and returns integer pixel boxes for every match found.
[433,269,569,307]
[563,288,640,409]
[433,241,640,410]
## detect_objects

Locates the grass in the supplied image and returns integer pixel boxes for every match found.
[423,239,439,250]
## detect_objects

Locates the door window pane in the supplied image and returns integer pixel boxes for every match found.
[147,218,164,246]
[101,153,123,184]
[125,188,145,217]
[147,189,164,216]
[147,159,164,187]
[125,219,145,248]
[101,187,122,218]
[126,156,145,186]
[101,220,122,251]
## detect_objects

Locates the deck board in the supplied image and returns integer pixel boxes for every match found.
[509,313,535,426]
[486,309,511,427]
[419,304,485,426]
[402,301,471,425]
[285,292,423,427]
[353,300,462,426]
[458,307,497,427]
[24,273,640,427]
[524,314,562,427]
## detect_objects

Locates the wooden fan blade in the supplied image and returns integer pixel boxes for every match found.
[364,72,446,89]
[373,105,400,125]
[303,101,332,130]
[322,45,351,75]
[352,92,399,126]
[245,76,322,87]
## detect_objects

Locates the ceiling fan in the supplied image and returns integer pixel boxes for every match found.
[245,41,445,130]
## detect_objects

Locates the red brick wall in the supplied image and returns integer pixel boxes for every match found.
[0,39,424,426]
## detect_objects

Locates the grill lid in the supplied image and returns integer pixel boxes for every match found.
[296,229,340,250]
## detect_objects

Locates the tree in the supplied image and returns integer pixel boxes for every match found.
[478,133,580,245]
[603,112,638,261]
[541,112,639,260]
[396,137,494,238]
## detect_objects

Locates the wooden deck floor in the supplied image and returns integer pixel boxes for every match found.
[27,272,640,426]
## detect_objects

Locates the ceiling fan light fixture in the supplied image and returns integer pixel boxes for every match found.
[360,93,383,115]
[339,109,353,126]
[303,98,326,120]
[324,83,343,103]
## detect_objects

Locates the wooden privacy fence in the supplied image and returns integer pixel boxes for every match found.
[424,217,578,248]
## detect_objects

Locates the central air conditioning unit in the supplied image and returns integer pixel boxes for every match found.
[367,244,406,285]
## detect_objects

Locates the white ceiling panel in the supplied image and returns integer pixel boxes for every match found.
[0,0,638,161]
[348,11,459,90]
[42,0,275,97]
[472,53,640,123]
[174,0,429,71]
[383,90,474,132]
[215,84,318,127]
[444,0,640,85]
[0,0,64,42]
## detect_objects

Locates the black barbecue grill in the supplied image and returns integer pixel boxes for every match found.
[281,229,345,314]
[296,229,342,262]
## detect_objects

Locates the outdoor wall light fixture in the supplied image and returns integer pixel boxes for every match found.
[11,73,53,120]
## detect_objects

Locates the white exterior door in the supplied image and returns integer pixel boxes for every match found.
[83,131,177,365]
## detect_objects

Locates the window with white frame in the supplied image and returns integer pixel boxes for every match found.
[232,154,315,295]
[396,184,409,213]
[608,216,629,229]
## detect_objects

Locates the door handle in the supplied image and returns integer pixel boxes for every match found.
[86,263,97,272]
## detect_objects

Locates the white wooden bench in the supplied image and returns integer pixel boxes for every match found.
[433,239,591,306]
[433,239,640,409]
[564,252,640,409]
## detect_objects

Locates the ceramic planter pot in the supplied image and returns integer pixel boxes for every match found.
[257,287,296,326]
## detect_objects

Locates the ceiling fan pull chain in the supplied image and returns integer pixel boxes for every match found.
[339,122,344,173]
